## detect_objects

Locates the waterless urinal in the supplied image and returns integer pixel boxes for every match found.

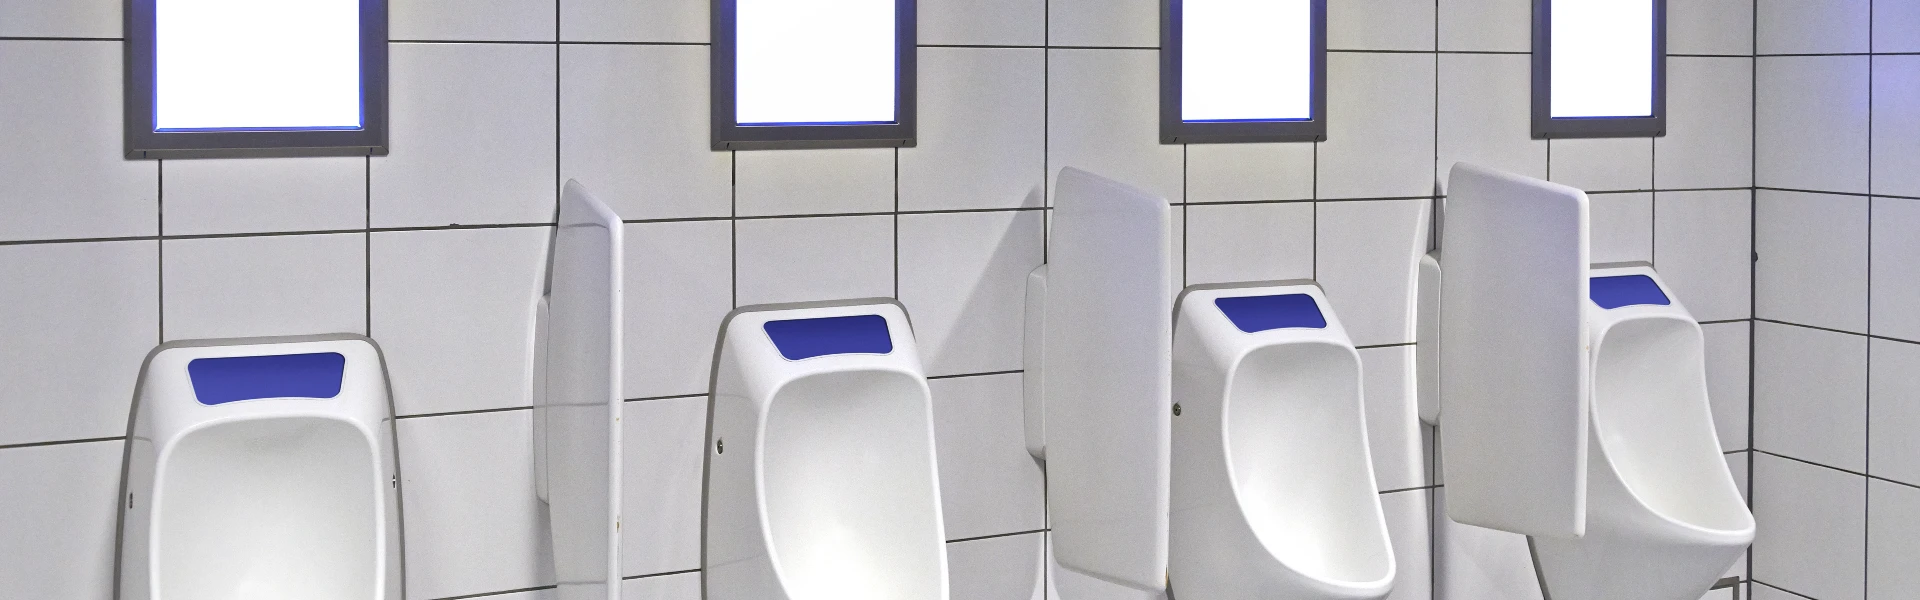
[1171,283,1395,600]
[117,336,402,600]
[703,300,948,600]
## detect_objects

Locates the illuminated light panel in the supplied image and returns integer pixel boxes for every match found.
[734,0,897,126]
[1549,0,1654,119]
[1180,0,1312,122]
[154,0,362,131]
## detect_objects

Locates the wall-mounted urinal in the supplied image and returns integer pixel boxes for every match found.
[116,335,402,600]
[704,300,948,600]
[1170,283,1395,600]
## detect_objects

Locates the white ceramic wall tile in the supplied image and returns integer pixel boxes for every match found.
[1437,0,1529,52]
[161,233,367,341]
[1872,198,1920,341]
[1871,56,1920,199]
[1658,57,1755,190]
[391,0,555,41]
[1316,198,1431,347]
[736,149,895,217]
[1877,0,1920,53]
[1436,53,1545,195]
[1590,192,1653,264]
[921,0,1045,46]
[1550,138,1653,193]
[1182,202,1313,286]
[397,410,549,599]
[562,0,705,43]
[0,41,156,242]
[1703,322,1752,452]
[948,532,1045,599]
[900,48,1047,212]
[370,227,546,416]
[622,572,702,600]
[1329,0,1436,52]
[560,45,730,221]
[372,43,557,228]
[1433,488,1545,600]
[1756,190,1869,333]
[0,441,122,600]
[734,215,894,306]
[1670,0,1755,55]
[1363,346,1429,491]
[1757,0,1871,55]
[0,241,155,446]
[1870,339,1920,485]
[1185,143,1315,204]
[1320,53,1438,200]
[1751,453,1867,600]
[1655,190,1753,322]
[929,374,1046,541]
[1754,322,1868,472]
[1755,56,1871,195]
[1868,479,1920,599]
[1382,490,1434,600]
[161,158,366,236]
[620,396,708,577]
[1047,0,1157,47]
[623,220,733,399]
[1046,49,1184,203]
[0,0,116,37]
[898,211,1044,377]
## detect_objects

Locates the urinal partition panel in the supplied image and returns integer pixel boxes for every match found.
[1043,167,1173,592]
[541,180,623,600]
[1437,162,1591,538]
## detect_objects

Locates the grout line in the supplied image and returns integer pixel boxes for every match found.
[428,585,557,600]
[1754,449,1920,491]
[927,369,1023,380]
[1864,10,1875,598]
[1746,5,1758,591]
[1753,317,1920,346]
[622,568,701,581]
[0,36,122,41]
[1751,580,1818,600]
[947,528,1048,544]
[1756,186,1920,201]
[1356,341,1417,350]
[395,405,532,420]
[1380,484,1441,495]
[0,436,127,451]
[624,392,708,403]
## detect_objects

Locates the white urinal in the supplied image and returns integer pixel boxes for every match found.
[704,300,949,600]
[117,336,401,600]
[1529,266,1754,600]
[1170,283,1396,600]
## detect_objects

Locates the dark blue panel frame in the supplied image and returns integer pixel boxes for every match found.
[1530,0,1667,139]
[711,0,917,150]
[1160,0,1327,145]
[124,0,389,158]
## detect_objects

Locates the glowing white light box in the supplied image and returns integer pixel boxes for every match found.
[1161,0,1326,144]
[714,0,915,149]
[1532,0,1665,138]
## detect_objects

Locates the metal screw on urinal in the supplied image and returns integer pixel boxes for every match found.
[717,439,725,454]
[391,475,397,489]
[1172,403,1182,416]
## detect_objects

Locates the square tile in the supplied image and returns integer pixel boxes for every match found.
[1877,0,1920,53]
[162,233,366,341]
[1550,138,1653,193]
[735,215,894,306]
[898,211,1045,377]
[398,410,549,599]
[1437,0,1530,52]
[1046,49,1184,203]
[1655,190,1753,322]
[900,48,1047,212]
[1756,56,1871,195]
[372,43,557,228]
[162,158,366,236]
[920,0,1045,46]
[1657,57,1754,190]
[1872,198,1920,340]
[1329,0,1436,52]
[930,374,1046,540]
[1316,198,1431,346]
[622,572,702,600]
[1437,53,1545,195]
[620,396,708,577]
[0,0,117,37]
[1756,190,1870,333]
[1185,143,1315,203]
[391,0,555,41]
[1754,321,1868,472]
[1590,192,1652,264]
[1382,490,1434,600]
[1320,53,1437,200]
[1363,346,1429,491]
[1751,453,1866,600]
[1047,0,1157,48]
[1669,0,1754,55]
[0,440,123,600]
[371,227,548,416]
[562,0,705,42]
[623,220,733,399]
[1868,478,1920,598]
[1871,56,1920,198]
[1870,339,1920,485]
[1757,0,1870,55]
[561,45,730,221]
[1703,322,1752,452]
[1183,202,1313,286]
[735,149,895,217]
[0,41,157,242]
[0,241,155,446]
[948,531,1045,599]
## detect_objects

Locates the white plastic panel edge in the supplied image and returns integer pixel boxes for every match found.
[542,180,624,600]
[1417,251,1441,425]
[1043,167,1173,591]
[1437,163,1590,539]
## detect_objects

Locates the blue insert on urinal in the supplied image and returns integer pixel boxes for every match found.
[1590,275,1670,309]
[764,315,894,360]
[186,352,347,405]
[1215,293,1327,333]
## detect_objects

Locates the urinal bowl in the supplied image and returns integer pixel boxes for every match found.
[1171,285,1396,600]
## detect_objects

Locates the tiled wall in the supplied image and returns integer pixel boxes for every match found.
[1749,1,1920,599]
[0,1,1759,599]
